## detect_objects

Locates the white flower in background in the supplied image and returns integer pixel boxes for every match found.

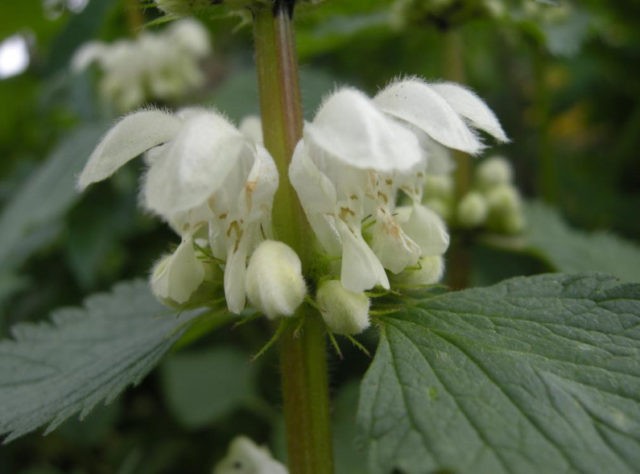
[290,79,506,293]
[78,107,278,314]
[72,19,210,111]
[213,436,288,474]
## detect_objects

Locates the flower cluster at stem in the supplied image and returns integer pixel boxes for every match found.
[72,19,210,111]
[289,77,507,332]
[78,76,507,336]
[78,107,282,314]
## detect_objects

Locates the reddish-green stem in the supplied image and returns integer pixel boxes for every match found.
[253,4,334,473]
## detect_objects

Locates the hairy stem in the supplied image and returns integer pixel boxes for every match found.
[253,4,334,473]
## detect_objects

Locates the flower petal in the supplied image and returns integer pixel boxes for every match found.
[77,109,181,190]
[224,239,248,314]
[374,78,483,154]
[336,221,389,292]
[289,142,342,254]
[431,82,509,142]
[143,111,247,216]
[241,144,278,223]
[149,237,205,304]
[305,88,423,172]
[399,204,450,256]
[370,207,421,274]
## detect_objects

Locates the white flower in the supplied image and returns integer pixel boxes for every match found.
[290,79,506,291]
[78,107,278,313]
[72,19,210,111]
[290,88,426,292]
[213,436,288,474]
[374,77,509,152]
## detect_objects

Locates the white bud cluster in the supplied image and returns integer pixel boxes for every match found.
[72,19,210,111]
[455,155,525,233]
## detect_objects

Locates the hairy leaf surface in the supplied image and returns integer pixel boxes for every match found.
[359,273,640,474]
[0,280,202,442]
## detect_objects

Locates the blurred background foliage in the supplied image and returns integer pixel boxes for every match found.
[0,0,638,472]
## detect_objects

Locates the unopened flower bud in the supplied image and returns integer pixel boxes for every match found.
[457,191,488,228]
[501,210,526,234]
[486,184,521,215]
[394,255,445,286]
[316,280,370,335]
[150,238,206,306]
[424,174,454,200]
[245,240,306,319]
[476,156,513,190]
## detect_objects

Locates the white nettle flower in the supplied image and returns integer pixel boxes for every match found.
[290,79,506,292]
[290,88,422,292]
[78,108,278,313]
[72,19,211,111]
[213,436,288,474]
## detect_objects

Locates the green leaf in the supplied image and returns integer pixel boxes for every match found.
[0,280,202,442]
[524,202,640,283]
[160,347,256,429]
[0,122,109,271]
[358,273,640,474]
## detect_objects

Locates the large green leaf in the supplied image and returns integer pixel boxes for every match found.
[524,202,640,283]
[358,273,640,474]
[0,280,203,442]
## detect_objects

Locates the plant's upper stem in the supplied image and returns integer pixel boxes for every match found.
[253,4,334,473]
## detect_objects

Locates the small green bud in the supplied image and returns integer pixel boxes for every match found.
[316,280,370,335]
[245,240,306,319]
[476,155,513,190]
[423,174,454,200]
[486,184,521,215]
[502,211,526,234]
[457,191,488,228]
